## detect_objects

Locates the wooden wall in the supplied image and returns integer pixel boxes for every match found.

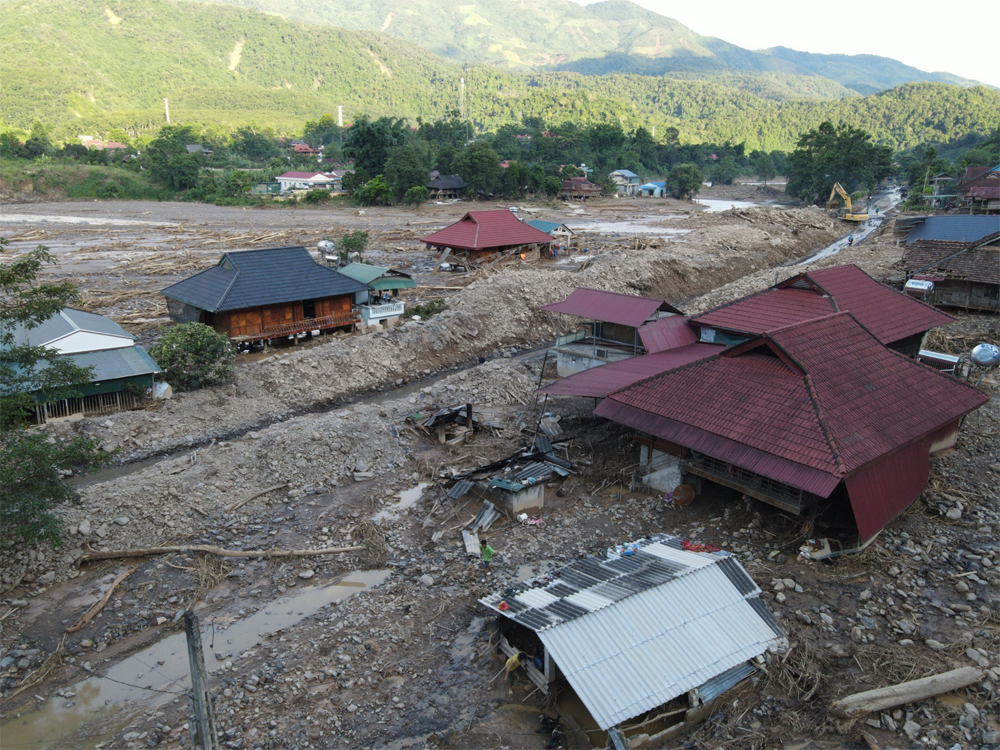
[214,295,352,338]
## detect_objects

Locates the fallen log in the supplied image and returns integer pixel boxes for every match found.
[79,544,365,563]
[830,667,983,718]
[66,566,137,633]
[226,483,288,512]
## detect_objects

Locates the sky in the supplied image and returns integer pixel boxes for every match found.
[577,0,1000,88]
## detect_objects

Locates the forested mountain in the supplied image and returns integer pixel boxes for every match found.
[2,0,998,153]
[198,0,983,94]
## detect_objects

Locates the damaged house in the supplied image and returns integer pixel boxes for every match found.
[593,313,988,542]
[541,288,685,377]
[903,232,1000,312]
[480,534,785,749]
[421,210,552,267]
[161,246,369,344]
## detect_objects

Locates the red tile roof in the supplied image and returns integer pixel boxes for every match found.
[541,288,671,328]
[596,313,987,494]
[538,343,719,398]
[420,211,552,251]
[691,264,952,345]
[277,171,328,180]
[969,186,1000,200]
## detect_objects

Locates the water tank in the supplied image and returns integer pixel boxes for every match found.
[971,343,999,368]
[317,240,335,254]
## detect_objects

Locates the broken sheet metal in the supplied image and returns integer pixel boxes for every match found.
[462,529,481,557]
[470,500,501,532]
[479,534,785,731]
[447,479,474,500]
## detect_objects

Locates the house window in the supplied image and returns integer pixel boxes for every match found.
[303,299,316,319]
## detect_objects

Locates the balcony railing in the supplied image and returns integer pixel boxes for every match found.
[360,300,405,325]
[230,311,360,342]
[684,451,816,514]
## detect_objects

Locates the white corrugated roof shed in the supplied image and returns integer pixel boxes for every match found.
[480,536,784,730]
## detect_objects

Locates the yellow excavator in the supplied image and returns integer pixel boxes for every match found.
[827,182,869,222]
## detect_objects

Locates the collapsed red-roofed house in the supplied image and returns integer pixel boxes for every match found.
[593,313,988,542]
[420,210,553,268]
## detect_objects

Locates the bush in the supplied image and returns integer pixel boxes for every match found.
[304,189,332,204]
[403,299,447,319]
[667,163,703,200]
[403,185,429,205]
[150,323,235,391]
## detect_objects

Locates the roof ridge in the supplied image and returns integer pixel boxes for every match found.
[801,372,849,476]
[910,231,1000,275]
[814,264,955,325]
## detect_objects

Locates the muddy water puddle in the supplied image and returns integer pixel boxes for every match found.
[569,218,691,237]
[373,483,430,522]
[0,214,180,228]
[695,198,773,213]
[0,569,389,750]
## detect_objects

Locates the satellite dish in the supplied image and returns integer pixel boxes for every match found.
[971,343,999,369]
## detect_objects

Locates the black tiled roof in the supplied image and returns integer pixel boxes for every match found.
[428,174,465,190]
[161,246,370,312]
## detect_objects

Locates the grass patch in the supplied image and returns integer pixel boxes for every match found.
[1,159,167,200]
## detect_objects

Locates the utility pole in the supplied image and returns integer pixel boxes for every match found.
[337,105,343,128]
[164,98,171,124]
[184,611,219,750]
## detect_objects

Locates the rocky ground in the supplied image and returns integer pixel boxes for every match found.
[2,200,998,750]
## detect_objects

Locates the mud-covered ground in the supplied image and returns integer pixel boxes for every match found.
[2,197,997,750]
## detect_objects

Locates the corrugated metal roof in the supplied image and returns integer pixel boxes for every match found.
[595,313,988,503]
[527,220,572,235]
[905,215,1000,244]
[540,287,671,328]
[539,343,719,399]
[421,211,553,251]
[638,315,698,353]
[690,265,951,345]
[9,308,134,348]
[480,535,782,730]
[63,345,161,382]
[161,247,370,312]
[337,262,416,290]
[697,662,757,703]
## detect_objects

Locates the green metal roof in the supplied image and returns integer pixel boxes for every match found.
[64,346,162,383]
[527,220,572,236]
[338,262,416,291]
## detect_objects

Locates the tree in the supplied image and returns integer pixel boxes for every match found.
[232,126,279,161]
[23,121,54,157]
[755,153,776,185]
[149,323,235,392]
[542,176,563,197]
[162,154,203,191]
[785,121,893,202]
[595,173,617,196]
[453,141,502,196]
[303,114,342,147]
[957,148,993,168]
[403,186,429,205]
[341,170,366,194]
[343,116,408,177]
[1,239,108,547]
[711,156,739,185]
[354,175,393,206]
[336,230,369,262]
[385,143,429,200]
[223,170,253,197]
[667,163,703,200]
[435,145,458,175]
[561,164,584,177]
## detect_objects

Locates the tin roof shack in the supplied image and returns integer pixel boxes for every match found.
[690,264,953,357]
[336,262,416,327]
[6,308,163,424]
[903,232,1000,312]
[527,219,575,250]
[421,210,552,268]
[541,288,684,377]
[480,534,785,749]
[161,247,369,346]
[595,313,988,542]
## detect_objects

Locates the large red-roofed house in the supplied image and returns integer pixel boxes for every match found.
[595,313,988,541]
[421,210,552,265]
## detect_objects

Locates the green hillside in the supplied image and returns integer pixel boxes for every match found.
[198,0,984,94]
[2,0,998,153]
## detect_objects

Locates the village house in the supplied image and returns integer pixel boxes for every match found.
[421,210,552,267]
[427,174,465,200]
[639,180,667,197]
[541,288,685,377]
[903,231,1000,312]
[481,534,785,749]
[335,262,415,327]
[275,171,336,193]
[526,219,574,251]
[560,176,602,200]
[610,169,642,196]
[955,165,1000,211]
[8,308,165,424]
[161,246,369,344]
[687,265,952,356]
[184,144,212,156]
[592,313,987,541]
